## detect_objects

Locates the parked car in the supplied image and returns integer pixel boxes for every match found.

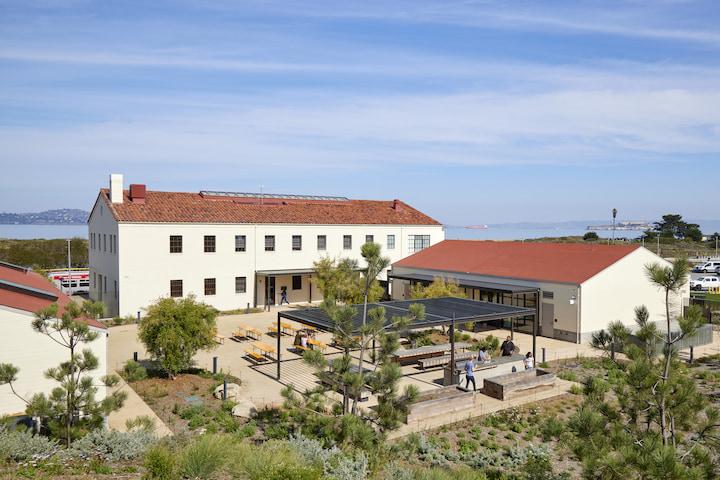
[690,276,720,291]
[693,261,720,273]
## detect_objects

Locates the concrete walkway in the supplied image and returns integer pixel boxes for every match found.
[107,375,172,437]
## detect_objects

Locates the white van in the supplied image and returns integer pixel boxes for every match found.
[694,261,720,273]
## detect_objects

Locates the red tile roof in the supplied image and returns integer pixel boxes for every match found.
[0,263,106,329]
[393,240,641,284]
[99,189,441,225]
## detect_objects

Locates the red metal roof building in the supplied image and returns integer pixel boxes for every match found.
[390,240,685,343]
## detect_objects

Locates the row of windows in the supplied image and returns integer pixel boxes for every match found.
[90,232,117,254]
[92,272,117,299]
[170,276,248,297]
[168,234,399,253]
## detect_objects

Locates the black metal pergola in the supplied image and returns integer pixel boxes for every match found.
[275,296,536,380]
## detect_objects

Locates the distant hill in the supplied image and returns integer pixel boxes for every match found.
[0,209,88,225]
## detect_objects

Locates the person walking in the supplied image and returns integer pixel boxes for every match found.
[500,336,515,357]
[464,358,476,391]
[279,287,289,305]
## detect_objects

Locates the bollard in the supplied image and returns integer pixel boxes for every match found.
[223,380,227,400]
[133,351,138,362]
[213,356,218,374]
[246,302,250,314]
[136,311,141,323]
[689,346,694,363]
[541,347,546,363]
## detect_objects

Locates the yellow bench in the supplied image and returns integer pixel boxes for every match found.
[308,339,327,352]
[245,349,266,362]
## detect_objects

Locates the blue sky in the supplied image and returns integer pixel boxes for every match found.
[1,0,719,225]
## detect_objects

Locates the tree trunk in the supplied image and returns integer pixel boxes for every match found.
[352,290,369,415]
[660,289,672,446]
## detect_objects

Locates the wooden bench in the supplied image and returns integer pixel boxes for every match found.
[294,344,311,352]
[393,342,472,365]
[308,338,327,352]
[418,351,476,370]
[245,349,266,362]
[214,334,226,344]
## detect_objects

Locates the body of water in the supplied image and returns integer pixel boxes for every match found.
[0,224,642,241]
[0,224,87,239]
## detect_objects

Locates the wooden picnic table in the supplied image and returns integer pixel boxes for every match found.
[418,350,476,370]
[307,338,327,351]
[252,341,276,355]
[281,322,298,335]
[235,324,261,340]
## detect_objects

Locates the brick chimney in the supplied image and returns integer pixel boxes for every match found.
[392,199,403,211]
[109,174,123,204]
[129,184,146,204]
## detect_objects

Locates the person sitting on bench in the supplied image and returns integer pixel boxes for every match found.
[477,346,492,364]
[300,332,309,349]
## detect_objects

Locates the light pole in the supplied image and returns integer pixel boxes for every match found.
[611,208,617,244]
[66,239,72,295]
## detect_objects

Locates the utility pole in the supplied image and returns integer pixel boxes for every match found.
[657,235,660,256]
[611,208,617,244]
[66,239,72,295]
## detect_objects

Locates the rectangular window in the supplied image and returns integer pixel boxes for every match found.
[292,235,302,251]
[114,280,118,299]
[235,235,246,252]
[343,235,352,250]
[387,234,395,250]
[104,276,108,293]
[542,291,554,299]
[408,234,431,253]
[317,235,327,250]
[103,234,107,252]
[265,235,275,251]
[170,280,183,297]
[111,235,115,253]
[235,276,247,293]
[292,275,302,290]
[365,235,374,244]
[204,278,216,295]
[204,235,216,253]
[93,272,96,288]
[170,235,183,253]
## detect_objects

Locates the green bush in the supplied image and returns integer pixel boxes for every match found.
[63,428,157,461]
[143,444,176,480]
[557,371,578,382]
[126,415,156,433]
[0,426,59,462]
[123,360,148,382]
[540,416,565,441]
[180,434,228,479]
[568,384,583,395]
[231,440,323,480]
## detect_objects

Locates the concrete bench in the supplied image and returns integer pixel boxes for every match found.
[483,368,556,401]
[418,351,476,370]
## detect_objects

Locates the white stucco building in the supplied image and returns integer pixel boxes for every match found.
[390,240,689,343]
[89,174,445,317]
[0,261,108,416]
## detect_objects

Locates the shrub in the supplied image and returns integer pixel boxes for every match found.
[180,434,228,479]
[123,360,148,382]
[0,426,59,462]
[557,371,578,382]
[63,428,156,461]
[232,439,323,480]
[569,384,583,395]
[540,416,565,441]
[143,444,176,480]
[126,415,156,433]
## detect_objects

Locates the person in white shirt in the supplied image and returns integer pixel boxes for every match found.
[524,351,534,370]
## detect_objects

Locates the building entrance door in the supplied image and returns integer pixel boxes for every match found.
[265,276,276,305]
[541,303,555,338]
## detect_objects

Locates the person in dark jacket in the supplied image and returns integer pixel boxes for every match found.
[500,336,515,356]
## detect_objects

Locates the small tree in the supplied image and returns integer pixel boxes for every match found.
[583,231,599,241]
[410,277,466,300]
[0,301,126,446]
[314,256,384,305]
[138,296,217,379]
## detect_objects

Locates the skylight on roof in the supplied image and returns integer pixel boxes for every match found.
[200,191,349,201]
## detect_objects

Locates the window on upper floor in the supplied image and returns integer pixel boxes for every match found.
[235,276,247,293]
[292,275,302,290]
[317,235,327,251]
[170,235,183,253]
[387,234,395,250]
[292,235,302,251]
[114,280,118,299]
[235,235,246,252]
[265,235,275,252]
[408,234,430,253]
[365,235,374,244]
[204,278,216,295]
[204,235,216,253]
[170,279,183,297]
[103,234,107,252]
[343,235,352,250]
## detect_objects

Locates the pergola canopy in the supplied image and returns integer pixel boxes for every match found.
[278,296,535,333]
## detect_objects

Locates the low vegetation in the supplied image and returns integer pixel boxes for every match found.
[0,237,87,269]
